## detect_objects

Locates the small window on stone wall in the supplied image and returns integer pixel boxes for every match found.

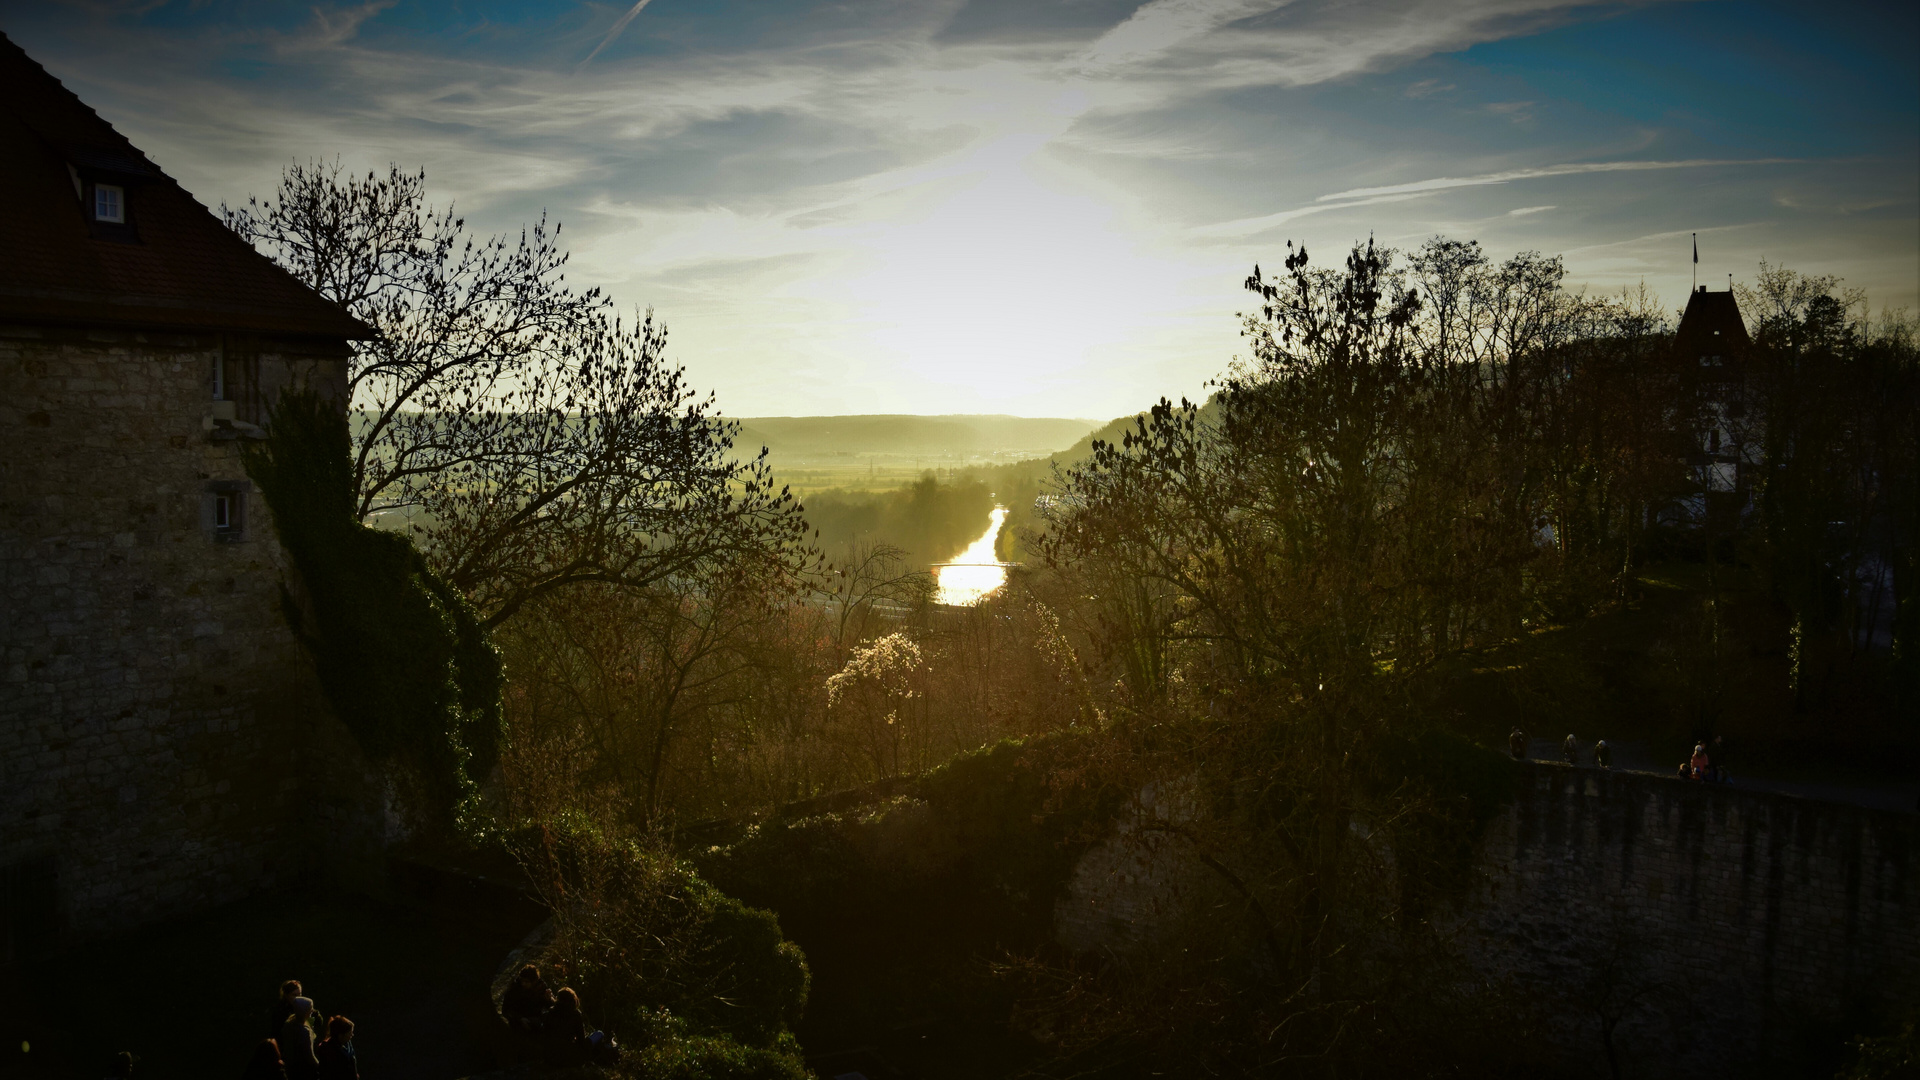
[206,482,249,543]
[0,854,59,965]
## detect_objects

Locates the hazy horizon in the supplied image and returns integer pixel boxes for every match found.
[6,0,1915,418]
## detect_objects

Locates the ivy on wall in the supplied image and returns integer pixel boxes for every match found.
[245,390,504,823]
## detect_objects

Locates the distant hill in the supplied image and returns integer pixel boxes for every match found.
[730,415,1099,460]
[1017,395,1223,470]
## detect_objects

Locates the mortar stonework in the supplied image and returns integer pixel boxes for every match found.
[1,323,385,940]
[1056,763,1919,1076]
[1463,764,1917,1076]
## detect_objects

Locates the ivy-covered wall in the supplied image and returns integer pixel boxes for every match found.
[245,390,503,835]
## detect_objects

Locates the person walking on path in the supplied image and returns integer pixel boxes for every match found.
[242,1039,286,1080]
[279,998,320,1080]
[1594,740,1611,770]
[1563,734,1581,766]
[1509,729,1527,760]
[316,1016,358,1080]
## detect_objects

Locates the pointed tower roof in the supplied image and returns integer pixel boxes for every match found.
[0,33,371,340]
[1674,286,1750,361]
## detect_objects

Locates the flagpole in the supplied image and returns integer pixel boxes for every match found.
[1692,232,1698,291]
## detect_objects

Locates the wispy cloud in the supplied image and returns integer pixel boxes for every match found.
[1188,193,1430,239]
[1317,159,1800,203]
[1189,160,1797,241]
[577,0,656,71]
[7,0,1910,415]
[1082,0,1275,67]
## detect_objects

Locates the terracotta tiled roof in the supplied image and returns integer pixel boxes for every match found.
[0,33,372,340]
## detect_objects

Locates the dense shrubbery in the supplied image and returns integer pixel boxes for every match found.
[494,573,1088,830]
[503,817,810,1076]
[623,1009,809,1080]
[702,733,1115,936]
[246,390,503,822]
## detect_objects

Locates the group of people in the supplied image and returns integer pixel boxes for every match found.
[1680,737,1733,783]
[242,980,359,1080]
[1508,729,1613,769]
[498,964,616,1067]
[1507,727,1734,783]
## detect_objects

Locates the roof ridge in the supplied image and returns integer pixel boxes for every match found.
[0,32,160,168]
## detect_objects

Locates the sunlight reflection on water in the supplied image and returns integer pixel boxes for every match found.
[933,506,1008,606]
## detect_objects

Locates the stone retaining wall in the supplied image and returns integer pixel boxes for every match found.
[1055,763,1919,1076]
[1463,763,1917,1076]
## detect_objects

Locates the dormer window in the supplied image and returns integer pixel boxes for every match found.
[94,183,124,223]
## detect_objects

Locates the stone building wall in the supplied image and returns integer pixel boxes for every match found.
[1055,763,1919,1077]
[0,322,387,944]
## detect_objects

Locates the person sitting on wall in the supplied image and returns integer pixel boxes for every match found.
[1689,742,1711,782]
[316,1016,358,1080]
[501,965,555,1036]
[242,1039,286,1080]
[1563,734,1580,766]
[269,981,304,1037]
[1509,728,1527,760]
[278,998,321,1080]
[542,988,589,1064]
[1594,740,1611,770]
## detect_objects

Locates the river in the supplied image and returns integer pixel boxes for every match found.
[932,506,1008,606]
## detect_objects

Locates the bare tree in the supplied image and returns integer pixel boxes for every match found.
[226,162,811,626]
[1031,237,1675,1059]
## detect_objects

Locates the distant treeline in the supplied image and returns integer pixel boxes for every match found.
[792,411,1188,568]
[793,412,1165,568]
[802,474,998,566]
[734,414,1096,458]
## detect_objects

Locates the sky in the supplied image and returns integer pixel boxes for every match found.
[4,0,1917,419]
